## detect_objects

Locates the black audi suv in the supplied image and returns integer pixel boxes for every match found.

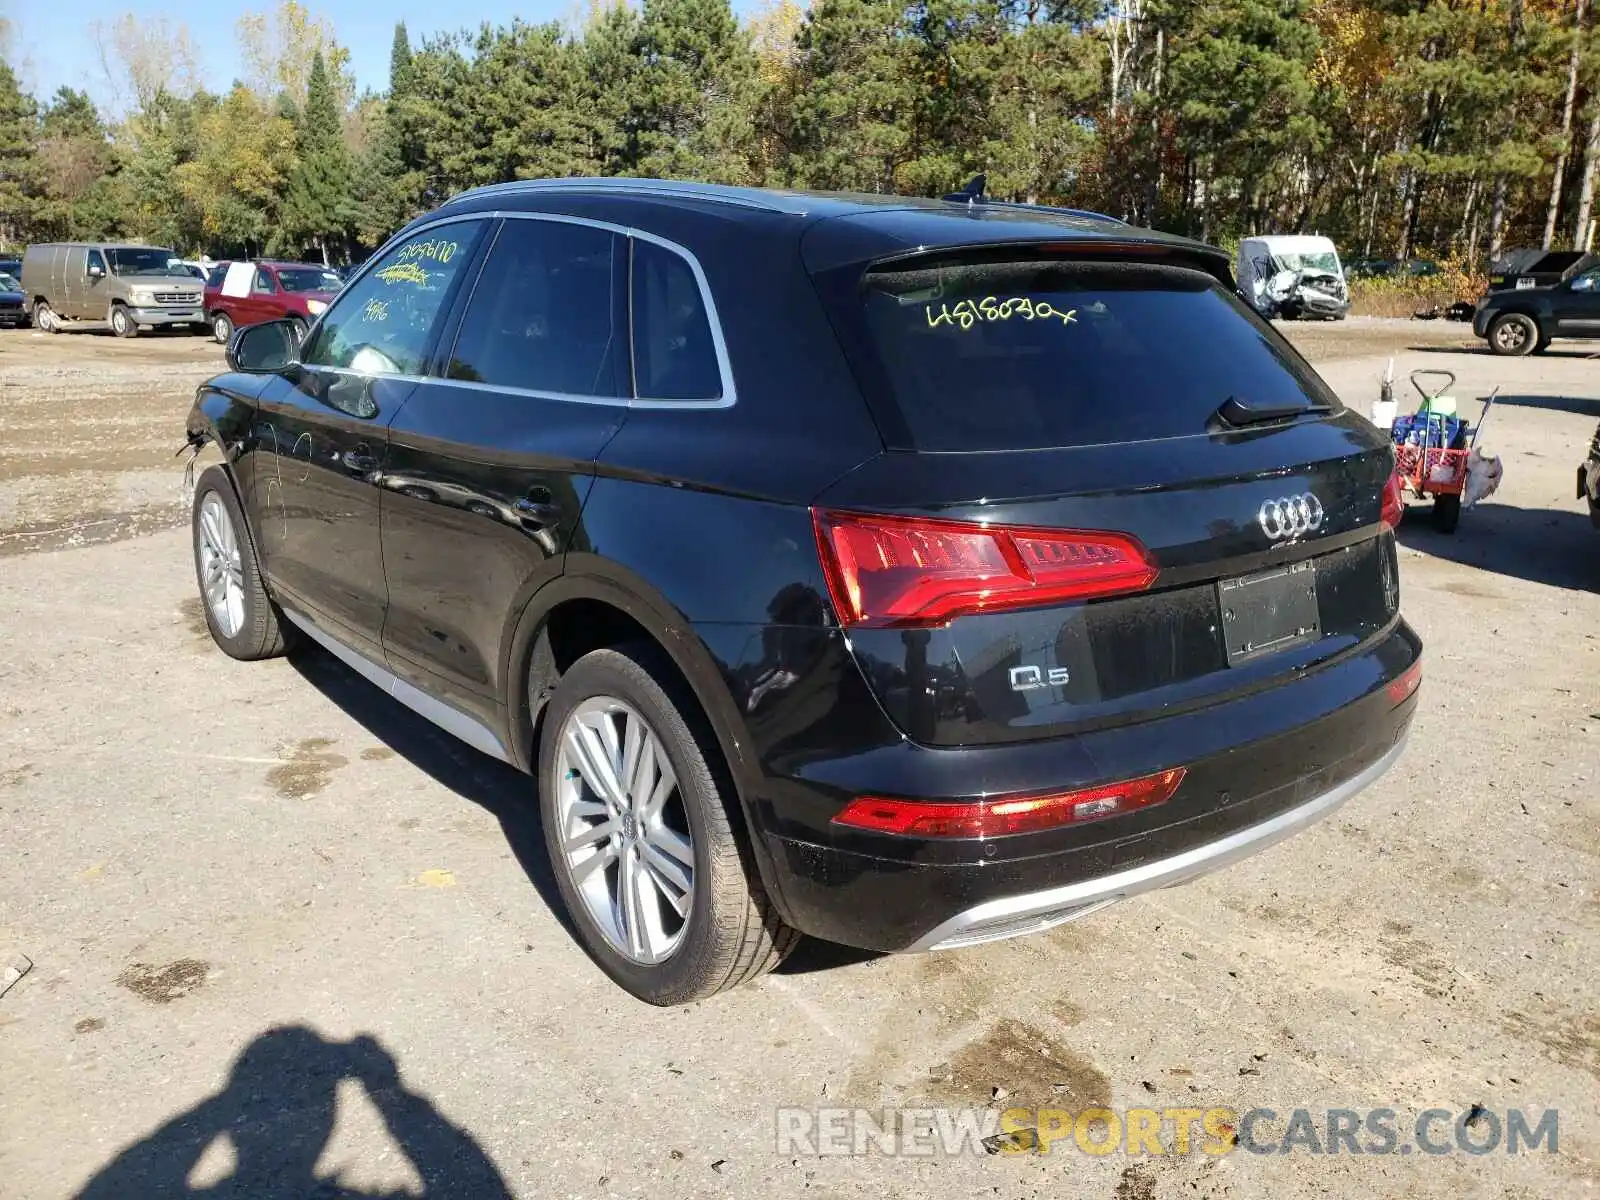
[185,179,1421,1004]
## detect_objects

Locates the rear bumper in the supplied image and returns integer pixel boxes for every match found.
[752,620,1420,952]
[906,734,1405,950]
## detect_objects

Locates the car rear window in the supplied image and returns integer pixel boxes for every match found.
[832,256,1341,451]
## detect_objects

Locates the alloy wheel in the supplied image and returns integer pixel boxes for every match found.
[1494,319,1529,352]
[552,697,695,965]
[196,492,246,638]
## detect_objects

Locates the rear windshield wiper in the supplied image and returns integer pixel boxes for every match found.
[1215,395,1331,427]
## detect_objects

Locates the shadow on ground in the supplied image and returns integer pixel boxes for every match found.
[1410,343,1600,360]
[288,646,874,979]
[289,648,572,939]
[1398,499,1600,591]
[1475,392,1600,419]
[75,1027,511,1198]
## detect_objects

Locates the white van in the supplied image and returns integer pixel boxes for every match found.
[1237,235,1349,320]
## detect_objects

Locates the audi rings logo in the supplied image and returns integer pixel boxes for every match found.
[1257,493,1325,541]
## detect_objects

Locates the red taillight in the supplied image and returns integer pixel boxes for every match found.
[1380,469,1405,530]
[1387,660,1421,706]
[832,768,1187,839]
[811,509,1158,628]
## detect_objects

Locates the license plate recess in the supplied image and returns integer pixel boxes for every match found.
[1217,561,1320,666]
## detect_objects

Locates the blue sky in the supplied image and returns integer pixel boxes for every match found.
[9,1,583,104]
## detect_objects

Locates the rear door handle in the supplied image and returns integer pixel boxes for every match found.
[341,449,378,474]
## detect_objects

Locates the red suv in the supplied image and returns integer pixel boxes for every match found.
[204,260,344,344]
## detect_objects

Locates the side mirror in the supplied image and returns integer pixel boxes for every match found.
[227,318,303,373]
[87,264,104,279]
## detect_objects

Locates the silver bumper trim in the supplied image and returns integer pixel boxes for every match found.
[909,734,1409,952]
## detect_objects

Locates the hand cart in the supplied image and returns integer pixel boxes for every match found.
[1389,370,1497,533]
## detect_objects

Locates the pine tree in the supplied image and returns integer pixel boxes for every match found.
[786,0,917,192]
[632,0,761,182]
[390,21,414,98]
[280,49,356,262]
[0,61,38,247]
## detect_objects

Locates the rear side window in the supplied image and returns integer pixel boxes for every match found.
[447,219,622,397]
[631,239,721,401]
[834,257,1341,451]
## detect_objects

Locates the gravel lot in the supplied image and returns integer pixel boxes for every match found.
[0,319,1596,1199]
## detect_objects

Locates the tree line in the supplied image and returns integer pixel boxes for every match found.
[3,0,1600,265]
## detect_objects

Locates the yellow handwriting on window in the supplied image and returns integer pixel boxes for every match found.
[362,298,389,323]
[375,262,430,287]
[397,238,459,266]
[924,296,1078,330]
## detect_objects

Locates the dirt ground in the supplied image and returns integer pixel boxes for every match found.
[0,318,1596,1199]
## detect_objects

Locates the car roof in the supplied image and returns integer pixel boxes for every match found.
[435,177,1230,275]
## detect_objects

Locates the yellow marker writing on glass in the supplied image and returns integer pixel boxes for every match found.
[397,238,459,266]
[362,298,389,323]
[375,262,430,287]
[925,295,1078,330]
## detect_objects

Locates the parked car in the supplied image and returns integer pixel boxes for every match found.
[1237,234,1350,319]
[1581,422,1600,528]
[0,272,26,327]
[203,260,344,344]
[21,243,206,336]
[1346,257,1441,281]
[1486,248,1597,294]
[185,178,1421,1004]
[1473,260,1600,354]
[0,258,21,280]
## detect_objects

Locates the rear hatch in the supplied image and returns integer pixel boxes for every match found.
[806,234,1400,747]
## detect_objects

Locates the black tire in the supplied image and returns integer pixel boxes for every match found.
[1486,312,1537,356]
[34,302,58,333]
[288,317,308,343]
[538,643,798,1004]
[110,304,138,338]
[211,312,234,345]
[1431,493,1461,533]
[191,465,294,660]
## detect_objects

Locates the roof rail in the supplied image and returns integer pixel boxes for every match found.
[441,177,809,216]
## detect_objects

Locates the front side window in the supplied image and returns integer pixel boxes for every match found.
[87,250,107,276]
[631,239,721,401]
[302,222,485,377]
[446,220,622,396]
[1570,267,1600,292]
